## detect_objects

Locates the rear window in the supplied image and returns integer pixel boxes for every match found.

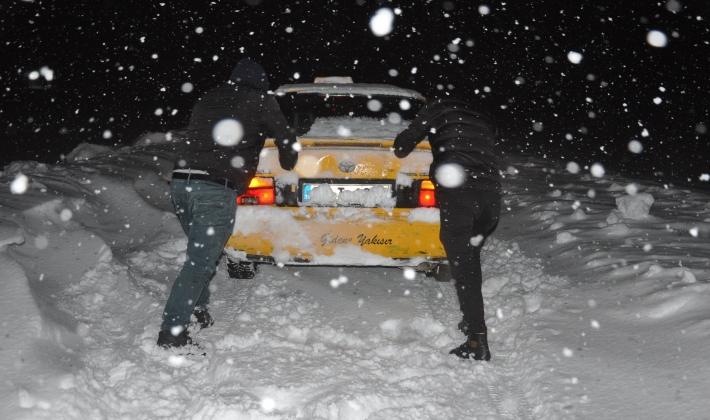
[276,93,424,137]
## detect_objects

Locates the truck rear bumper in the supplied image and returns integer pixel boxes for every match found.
[224,206,446,267]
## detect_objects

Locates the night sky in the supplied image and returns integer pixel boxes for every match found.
[2,0,708,189]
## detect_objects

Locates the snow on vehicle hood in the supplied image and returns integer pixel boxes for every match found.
[256,142,433,179]
[302,116,411,140]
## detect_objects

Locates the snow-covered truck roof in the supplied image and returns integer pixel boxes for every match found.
[274,83,426,101]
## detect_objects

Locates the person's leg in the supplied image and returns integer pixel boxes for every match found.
[172,179,219,313]
[191,217,233,330]
[438,188,497,332]
[437,187,500,359]
[170,178,193,234]
[193,219,235,311]
[160,181,237,335]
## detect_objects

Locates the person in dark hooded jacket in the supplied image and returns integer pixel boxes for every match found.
[158,58,298,349]
[393,94,500,361]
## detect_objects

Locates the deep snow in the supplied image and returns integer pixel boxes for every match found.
[1,135,709,419]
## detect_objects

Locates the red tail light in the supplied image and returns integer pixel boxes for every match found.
[418,179,436,207]
[238,178,275,205]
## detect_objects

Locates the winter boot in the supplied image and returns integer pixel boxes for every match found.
[449,332,491,361]
[157,328,193,349]
[192,308,214,330]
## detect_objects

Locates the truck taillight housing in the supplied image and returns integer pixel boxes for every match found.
[238,177,275,205]
[418,179,437,207]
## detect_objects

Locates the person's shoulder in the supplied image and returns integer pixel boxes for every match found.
[199,81,238,98]
[424,96,467,112]
[438,97,492,118]
[432,96,472,108]
[259,91,282,108]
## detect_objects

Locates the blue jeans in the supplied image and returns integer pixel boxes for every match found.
[161,178,237,331]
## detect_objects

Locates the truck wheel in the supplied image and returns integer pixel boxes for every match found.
[227,258,257,279]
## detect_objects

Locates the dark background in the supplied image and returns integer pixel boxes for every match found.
[2,0,708,189]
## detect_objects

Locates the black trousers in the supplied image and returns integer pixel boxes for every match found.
[436,187,501,335]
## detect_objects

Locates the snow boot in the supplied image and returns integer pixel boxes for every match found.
[192,308,214,330]
[157,328,193,349]
[450,332,491,361]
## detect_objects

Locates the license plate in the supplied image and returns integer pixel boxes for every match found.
[303,183,391,200]
[300,180,395,206]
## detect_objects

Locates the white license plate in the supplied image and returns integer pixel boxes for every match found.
[302,183,392,201]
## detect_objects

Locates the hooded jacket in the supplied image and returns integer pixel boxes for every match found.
[393,97,500,190]
[173,58,298,196]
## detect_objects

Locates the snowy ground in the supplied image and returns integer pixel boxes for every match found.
[1,138,709,419]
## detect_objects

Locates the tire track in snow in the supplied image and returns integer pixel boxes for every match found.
[213,258,260,317]
[424,238,565,419]
[489,373,535,420]
[34,234,564,419]
[426,280,535,420]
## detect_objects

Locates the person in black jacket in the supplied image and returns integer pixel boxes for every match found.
[393,94,500,361]
[158,58,298,349]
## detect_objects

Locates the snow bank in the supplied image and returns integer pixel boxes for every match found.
[3,161,49,176]
[64,143,113,161]
[0,138,186,418]
[2,138,710,419]
[493,155,710,419]
[616,192,655,219]
[0,219,24,249]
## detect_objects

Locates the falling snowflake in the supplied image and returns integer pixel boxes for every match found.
[181,82,194,93]
[370,8,395,37]
[367,99,382,112]
[435,163,465,188]
[11,173,29,194]
[567,51,583,64]
[628,140,643,153]
[212,119,244,147]
[647,30,668,47]
[590,163,605,178]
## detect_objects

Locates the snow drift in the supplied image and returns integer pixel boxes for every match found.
[1,134,709,419]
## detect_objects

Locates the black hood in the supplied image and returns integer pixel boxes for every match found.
[229,58,269,91]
